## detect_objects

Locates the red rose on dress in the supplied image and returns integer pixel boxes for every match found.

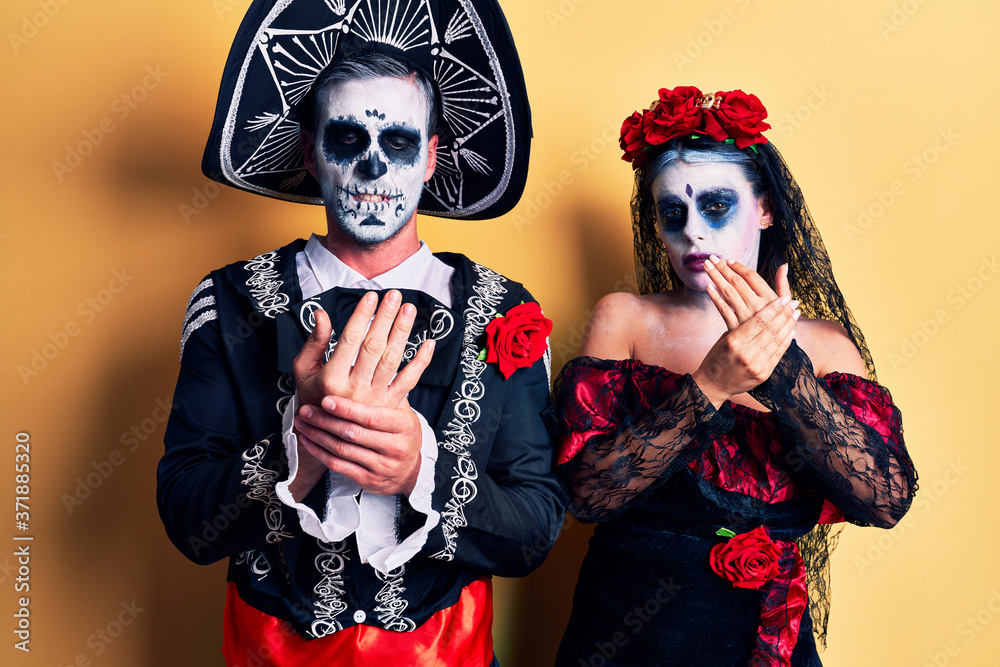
[620,111,649,167]
[644,85,704,147]
[706,89,771,149]
[484,302,553,379]
[709,526,782,589]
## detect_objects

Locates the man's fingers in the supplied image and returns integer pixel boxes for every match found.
[299,435,375,483]
[293,307,333,381]
[352,290,405,382]
[326,291,380,377]
[371,301,419,389]
[312,396,410,443]
[386,338,434,406]
[297,413,382,467]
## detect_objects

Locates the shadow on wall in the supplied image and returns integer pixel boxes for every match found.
[506,202,636,666]
[548,200,636,373]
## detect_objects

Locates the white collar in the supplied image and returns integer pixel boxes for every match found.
[300,234,453,306]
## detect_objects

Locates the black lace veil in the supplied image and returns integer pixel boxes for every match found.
[630,135,873,648]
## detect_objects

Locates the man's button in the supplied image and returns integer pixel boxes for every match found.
[353,610,367,623]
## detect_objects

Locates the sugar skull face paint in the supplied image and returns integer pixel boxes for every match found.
[651,161,771,291]
[307,76,434,246]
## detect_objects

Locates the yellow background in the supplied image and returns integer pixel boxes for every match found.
[2,0,998,665]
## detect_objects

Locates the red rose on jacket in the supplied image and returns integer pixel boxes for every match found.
[709,526,782,589]
[644,86,704,146]
[484,303,552,379]
[704,89,771,149]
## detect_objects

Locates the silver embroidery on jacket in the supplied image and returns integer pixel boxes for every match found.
[431,263,507,561]
[179,278,217,359]
[244,250,290,318]
[241,439,293,544]
[374,565,416,632]
[310,540,350,638]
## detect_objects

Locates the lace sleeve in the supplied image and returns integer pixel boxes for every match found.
[553,357,734,523]
[749,342,917,528]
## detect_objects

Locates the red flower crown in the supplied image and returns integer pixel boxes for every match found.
[620,86,771,170]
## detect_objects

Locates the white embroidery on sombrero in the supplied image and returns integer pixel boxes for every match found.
[323,0,346,14]
[246,112,281,132]
[280,170,308,189]
[348,1,432,51]
[459,147,490,175]
[444,10,472,44]
[219,0,517,217]
[238,116,307,176]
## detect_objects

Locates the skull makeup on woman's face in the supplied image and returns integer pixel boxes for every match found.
[310,77,432,245]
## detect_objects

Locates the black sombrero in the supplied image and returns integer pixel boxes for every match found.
[202,0,532,220]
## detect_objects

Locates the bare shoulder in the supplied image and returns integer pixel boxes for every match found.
[795,318,869,378]
[580,292,667,361]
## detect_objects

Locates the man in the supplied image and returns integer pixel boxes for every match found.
[156,1,563,664]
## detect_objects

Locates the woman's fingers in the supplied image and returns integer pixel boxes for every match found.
[768,307,799,364]
[744,297,799,373]
[706,282,740,331]
[694,295,800,405]
[730,295,790,345]
[705,257,754,322]
[726,260,776,303]
[712,257,760,307]
[775,263,792,300]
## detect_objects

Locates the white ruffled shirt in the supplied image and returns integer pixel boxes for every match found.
[274,234,454,573]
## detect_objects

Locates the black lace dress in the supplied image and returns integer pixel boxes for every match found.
[551,343,916,666]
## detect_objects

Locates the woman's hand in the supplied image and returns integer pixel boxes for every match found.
[693,295,799,408]
[704,256,791,330]
[692,256,799,407]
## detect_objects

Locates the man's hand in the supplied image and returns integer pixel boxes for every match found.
[289,290,435,500]
[295,396,424,496]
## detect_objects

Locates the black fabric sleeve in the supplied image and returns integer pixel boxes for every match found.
[749,342,917,528]
[553,358,735,523]
[156,278,298,565]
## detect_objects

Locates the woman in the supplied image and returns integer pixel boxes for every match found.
[552,87,917,666]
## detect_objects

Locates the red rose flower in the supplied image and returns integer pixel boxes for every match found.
[484,302,553,379]
[707,89,771,149]
[709,526,782,590]
[644,85,704,147]
[620,111,649,167]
